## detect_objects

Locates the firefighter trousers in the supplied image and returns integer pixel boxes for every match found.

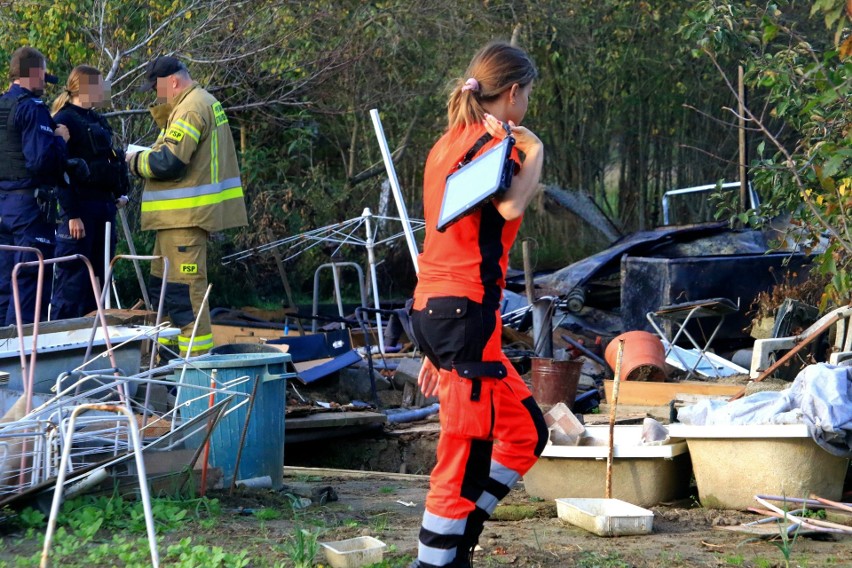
[411,296,547,568]
[149,227,213,355]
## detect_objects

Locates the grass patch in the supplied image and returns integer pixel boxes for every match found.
[575,551,629,568]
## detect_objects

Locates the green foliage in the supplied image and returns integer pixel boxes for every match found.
[253,507,283,521]
[12,494,225,567]
[2,1,847,308]
[166,537,251,568]
[575,550,629,568]
[682,1,852,306]
[14,507,46,531]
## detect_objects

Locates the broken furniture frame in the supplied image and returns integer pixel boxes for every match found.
[749,304,852,379]
[40,403,160,568]
[662,181,759,225]
[223,208,425,355]
[311,261,368,332]
[646,297,741,379]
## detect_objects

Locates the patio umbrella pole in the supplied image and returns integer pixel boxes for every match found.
[369,108,419,274]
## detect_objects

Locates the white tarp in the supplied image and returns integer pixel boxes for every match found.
[677,363,852,457]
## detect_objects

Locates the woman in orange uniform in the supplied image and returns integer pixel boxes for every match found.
[410,41,548,568]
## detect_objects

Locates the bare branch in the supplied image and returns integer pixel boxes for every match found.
[704,47,852,253]
[682,103,764,131]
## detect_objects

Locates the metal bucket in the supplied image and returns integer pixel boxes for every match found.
[530,358,582,408]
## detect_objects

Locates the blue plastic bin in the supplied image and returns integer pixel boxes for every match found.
[175,352,291,489]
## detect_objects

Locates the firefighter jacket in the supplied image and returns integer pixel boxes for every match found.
[130,82,247,232]
[0,84,67,191]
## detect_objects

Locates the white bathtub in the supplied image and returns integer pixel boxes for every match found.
[667,423,850,510]
[524,425,691,507]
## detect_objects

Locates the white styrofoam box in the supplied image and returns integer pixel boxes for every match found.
[320,536,386,568]
[556,498,654,537]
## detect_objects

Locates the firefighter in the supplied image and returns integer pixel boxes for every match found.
[127,56,247,355]
[409,41,548,568]
[0,47,69,326]
[50,65,130,319]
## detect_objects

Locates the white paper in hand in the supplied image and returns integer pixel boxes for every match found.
[126,144,150,154]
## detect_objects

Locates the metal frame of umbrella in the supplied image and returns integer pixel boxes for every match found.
[222,109,422,354]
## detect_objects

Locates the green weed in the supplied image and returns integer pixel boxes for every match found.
[771,520,800,568]
[281,526,320,568]
[295,474,323,483]
[370,512,389,533]
[253,507,283,521]
[13,493,226,568]
[166,536,251,567]
[15,508,46,530]
[576,551,629,568]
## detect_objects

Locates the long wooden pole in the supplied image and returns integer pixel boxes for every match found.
[522,239,535,305]
[605,339,624,499]
[738,65,748,216]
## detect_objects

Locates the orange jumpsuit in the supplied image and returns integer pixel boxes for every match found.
[411,124,548,568]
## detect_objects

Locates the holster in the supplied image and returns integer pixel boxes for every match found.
[34,187,58,225]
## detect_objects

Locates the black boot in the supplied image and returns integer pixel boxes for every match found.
[407,549,473,568]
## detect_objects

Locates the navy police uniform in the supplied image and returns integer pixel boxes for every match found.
[0,84,66,325]
[51,103,128,319]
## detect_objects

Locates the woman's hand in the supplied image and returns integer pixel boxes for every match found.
[68,218,86,240]
[482,113,545,221]
[418,357,441,399]
[483,113,542,155]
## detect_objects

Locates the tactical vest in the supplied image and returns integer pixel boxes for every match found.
[0,93,31,181]
[55,104,128,195]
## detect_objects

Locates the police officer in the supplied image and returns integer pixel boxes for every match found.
[0,47,69,326]
[50,65,129,319]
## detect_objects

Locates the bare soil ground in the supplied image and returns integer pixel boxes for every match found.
[262,470,852,568]
[2,467,851,567]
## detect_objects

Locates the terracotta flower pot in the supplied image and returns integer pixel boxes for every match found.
[605,331,667,381]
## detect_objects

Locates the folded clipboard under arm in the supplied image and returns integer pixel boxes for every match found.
[436,127,516,232]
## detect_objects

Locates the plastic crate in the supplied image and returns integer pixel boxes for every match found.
[320,536,386,568]
[556,498,654,537]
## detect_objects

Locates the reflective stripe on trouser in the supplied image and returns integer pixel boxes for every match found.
[149,227,212,355]
[411,297,548,567]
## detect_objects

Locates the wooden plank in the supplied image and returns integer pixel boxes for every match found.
[604,380,744,406]
[211,324,291,346]
[285,410,387,430]
[582,412,646,426]
[284,465,430,482]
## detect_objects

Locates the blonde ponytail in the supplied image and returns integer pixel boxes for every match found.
[51,65,102,115]
[446,41,537,130]
[50,90,72,115]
